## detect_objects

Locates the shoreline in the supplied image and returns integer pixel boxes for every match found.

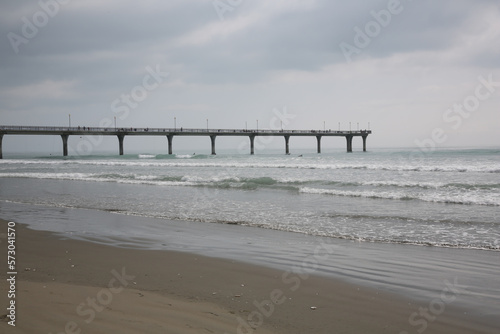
[1,219,499,333]
[2,200,500,317]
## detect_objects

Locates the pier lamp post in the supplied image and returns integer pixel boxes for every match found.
[349,122,352,131]
[323,121,326,132]
[114,116,117,130]
[357,122,359,131]
[174,117,176,130]
[68,114,71,128]
[256,120,259,132]
[207,119,209,131]
[281,120,283,131]
[245,121,247,131]
[338,122,340,131]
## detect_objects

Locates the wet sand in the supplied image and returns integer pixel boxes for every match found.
[0,219,497,333]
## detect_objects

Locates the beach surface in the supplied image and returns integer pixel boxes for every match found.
[0,219,497,334]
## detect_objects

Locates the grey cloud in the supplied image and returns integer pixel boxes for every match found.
[0,0,498,148]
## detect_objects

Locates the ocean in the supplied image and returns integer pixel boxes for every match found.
[1,147,499,250]
[1,147,499,319]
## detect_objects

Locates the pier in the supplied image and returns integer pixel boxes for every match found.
[0,126,371,158]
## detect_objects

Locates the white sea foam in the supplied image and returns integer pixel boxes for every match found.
[299,187,500,206]
[138,154,156,159]
[1,157,499,173]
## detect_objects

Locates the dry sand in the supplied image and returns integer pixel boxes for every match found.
[0,219,496,333]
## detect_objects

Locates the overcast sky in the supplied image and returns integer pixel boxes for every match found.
[1,0,499,154]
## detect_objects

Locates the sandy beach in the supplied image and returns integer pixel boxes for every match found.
[0,219,497,334]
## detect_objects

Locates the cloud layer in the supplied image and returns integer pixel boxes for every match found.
[1,0,499,152]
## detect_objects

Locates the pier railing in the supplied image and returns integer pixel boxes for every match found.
[0,125,370,135]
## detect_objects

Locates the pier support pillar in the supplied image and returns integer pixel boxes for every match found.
[210,135,216,155]
[249,135,255,155]
[167,134,174,155]
[284,135,290,155]
[362,135,367,152]
[117,134,125,155]
[316,135,322,154]
[0,134,3,159]
[61,134,69,157]
[346,135,353,153]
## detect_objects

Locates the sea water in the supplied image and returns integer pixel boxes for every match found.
[0,147,499,250]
